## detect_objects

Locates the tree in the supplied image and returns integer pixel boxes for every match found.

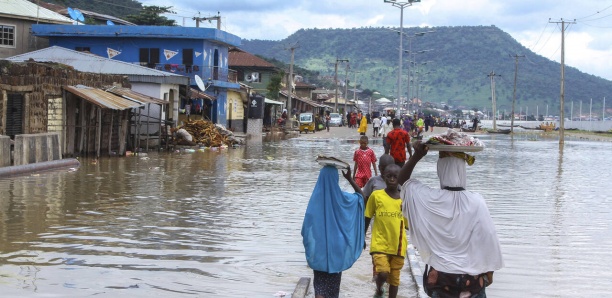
[266,72,284,99]
[125,6,177,26]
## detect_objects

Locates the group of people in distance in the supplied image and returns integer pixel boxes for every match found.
[301,118,504,298]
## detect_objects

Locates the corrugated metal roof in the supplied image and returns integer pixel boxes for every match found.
[106,86,167,105]
[280,91,331,109]
[190,88,217,100]
[64,85,143,110]
[0,0,73,24]
[6,46,189,85]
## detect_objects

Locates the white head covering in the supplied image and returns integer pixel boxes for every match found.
[437,155,467,189]
[401,156,504,275]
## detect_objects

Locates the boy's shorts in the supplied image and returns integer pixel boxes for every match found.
[372,253,404,286]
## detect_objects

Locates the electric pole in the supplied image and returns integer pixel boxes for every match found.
[193,12,221,29]
[509,54,524,133]
[549,18,575,144]
[286,42,299,122]
[334,58,349,113]
[488,71,501,131]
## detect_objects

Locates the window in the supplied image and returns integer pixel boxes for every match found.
[1,25,15,47]
[183,49,194,73]
[139,48,160,68]
[183,49,193,66]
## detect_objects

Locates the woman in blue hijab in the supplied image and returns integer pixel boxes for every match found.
[302,165,366,298]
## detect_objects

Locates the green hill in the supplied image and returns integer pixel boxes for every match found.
[241,26,611,115]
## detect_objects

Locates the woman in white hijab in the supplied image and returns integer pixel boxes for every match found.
[398,143,503,298]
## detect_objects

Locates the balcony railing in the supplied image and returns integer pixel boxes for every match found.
[135,62,237,83]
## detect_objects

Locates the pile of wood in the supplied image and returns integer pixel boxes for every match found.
[181,120,243,147]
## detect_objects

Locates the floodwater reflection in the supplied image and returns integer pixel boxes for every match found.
[0,135,611,297]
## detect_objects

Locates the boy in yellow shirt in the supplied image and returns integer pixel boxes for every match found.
[364,164,408,298]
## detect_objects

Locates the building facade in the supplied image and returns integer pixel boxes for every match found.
[0,0,72,59]
[32,25,241,127]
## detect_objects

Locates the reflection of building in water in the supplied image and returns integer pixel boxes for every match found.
[0,173,65,252]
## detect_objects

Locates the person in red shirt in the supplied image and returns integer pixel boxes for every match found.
[352,136,378,188]
[385,118,413,167]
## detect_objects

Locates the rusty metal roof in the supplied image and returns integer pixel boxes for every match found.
[190,88,217,100]
[64,85,143,110]
[106,86,167,105]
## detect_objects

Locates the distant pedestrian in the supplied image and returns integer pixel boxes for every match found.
[353,136,378,188]
[380,115,388,136]
[372,116,381,137]
[385,118,412,167]
[358,115,368,136]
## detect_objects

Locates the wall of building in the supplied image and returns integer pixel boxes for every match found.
[0,18,50,59]
[0,61,129,156]
[227,90,245,132]
[47,37,234,126]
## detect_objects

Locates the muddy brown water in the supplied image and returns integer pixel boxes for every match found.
[1,127,611,297]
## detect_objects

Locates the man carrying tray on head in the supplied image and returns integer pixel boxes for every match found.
[398,143,503,298]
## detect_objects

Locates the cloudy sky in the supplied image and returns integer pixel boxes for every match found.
[140,0,612,80]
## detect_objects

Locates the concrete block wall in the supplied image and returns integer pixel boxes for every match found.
[13,133,62,166]
[0,135,10,167]
[246,119,263,143]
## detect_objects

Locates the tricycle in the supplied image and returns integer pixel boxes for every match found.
[299,113,316,134]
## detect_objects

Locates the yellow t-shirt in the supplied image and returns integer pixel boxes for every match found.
[364,189,408,257]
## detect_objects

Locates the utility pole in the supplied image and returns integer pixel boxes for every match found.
[334,58,349,113]
[286,42,299,122]
[509,54,524,133]
[193,12,221,29]
[488,71,501,131]
[344,63,350,112]
[550,18,575,144]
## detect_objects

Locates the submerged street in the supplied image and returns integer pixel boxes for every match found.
[0,126,611,297]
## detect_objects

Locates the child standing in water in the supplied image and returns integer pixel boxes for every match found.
[365,164,408,298]
[353,136,378,188]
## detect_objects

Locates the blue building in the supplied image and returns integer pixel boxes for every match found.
[32,25,241,126]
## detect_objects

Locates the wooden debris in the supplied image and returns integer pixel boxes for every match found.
[180,120,242,147]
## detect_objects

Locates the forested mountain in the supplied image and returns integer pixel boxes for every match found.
[242,26,611,113]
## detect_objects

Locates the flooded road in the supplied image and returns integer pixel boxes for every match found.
[0,128,611,297]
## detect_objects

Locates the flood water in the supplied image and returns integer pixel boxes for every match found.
[0,133,611,297]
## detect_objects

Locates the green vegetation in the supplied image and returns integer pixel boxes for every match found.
[125,6,177,26]
[242,26,612,114]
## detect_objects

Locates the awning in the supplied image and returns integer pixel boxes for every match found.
[265,98,284,105]
[190,88,216,100]
[64,85,143,110]
[280,90,332,109]
[106,86,167,105]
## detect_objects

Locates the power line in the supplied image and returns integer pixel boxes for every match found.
[575,4,612,21]
[533,26,557,55]
[528,22,549,51]
[580,12,612,22]
[577,21,612,28]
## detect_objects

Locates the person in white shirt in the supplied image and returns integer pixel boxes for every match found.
[372,116,381,137]
[380,115,388,137]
